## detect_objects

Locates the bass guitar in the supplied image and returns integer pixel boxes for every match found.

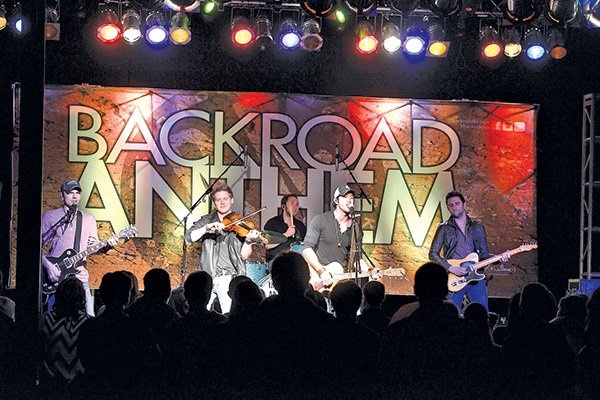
[447,242,537,292]
[42,225,137,295]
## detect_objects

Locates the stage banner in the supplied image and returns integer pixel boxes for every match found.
[42,85,538,295]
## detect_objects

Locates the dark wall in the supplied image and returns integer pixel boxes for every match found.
[2,5,600,298]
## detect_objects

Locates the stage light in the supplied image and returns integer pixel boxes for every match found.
[254,14,273,50]
[505,0,538,23]
[203,0,218,15]
[231,16,254,47]
[335,9,347,24]
[8,2,25,35]
[301,0,336,17]
[389,0,420,13]
[122,9,142,44]
[278,18,301,50]
[170,11,191,45]
[301,18,324,51]
[382,22,402,53]
[344,0,378,15]
[502,26,522,58]
[356,20,378,54]
[547,0,578,26]
[165,0,201,12]
[0,4,8,31]
[97,7,122,43]
[145,11,168,46]
[425,0,461,17]
[586,1,600,28]
[523,28,547,60]
[547,27,567,59]
[403,26,427,56]
[45,6,60,41]
[426,22,448,57]
[479,26,502,59]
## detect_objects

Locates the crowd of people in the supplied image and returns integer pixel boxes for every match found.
[1,256,599,400]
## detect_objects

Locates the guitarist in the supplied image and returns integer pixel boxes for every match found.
[429,191,509,312]
[302,184,365,288]
[41,180,118,316]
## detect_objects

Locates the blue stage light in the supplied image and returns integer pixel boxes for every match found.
[523,28,547,61]
[403,27,427,56]
[526,44,545,60]
[145,11,168,46]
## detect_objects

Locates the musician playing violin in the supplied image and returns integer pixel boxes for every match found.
[263,194,307,266]
[185,183,261,313]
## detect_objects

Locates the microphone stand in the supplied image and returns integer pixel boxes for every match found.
[174,147,246,287]
[337,154,372,286]
[41,207,74,246]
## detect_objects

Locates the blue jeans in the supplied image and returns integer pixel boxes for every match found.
[449,279,488,313]
[48,281,95,316]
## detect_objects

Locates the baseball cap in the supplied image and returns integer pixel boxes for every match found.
[61,179,82,193]
[333,184,355,202]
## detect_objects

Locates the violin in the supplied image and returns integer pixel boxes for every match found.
[222,213,259,238]
[221,209,287,245]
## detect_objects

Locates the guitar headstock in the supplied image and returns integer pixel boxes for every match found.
[118,224,138,240]
[519,242,538,252]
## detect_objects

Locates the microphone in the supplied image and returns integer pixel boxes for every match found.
[244,145,249,170]
[67,204,77,223]
[348,204,355,219]
[335,145,339,171]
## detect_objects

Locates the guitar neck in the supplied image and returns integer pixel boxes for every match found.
[474,247,525,270]
[71,240,110,264]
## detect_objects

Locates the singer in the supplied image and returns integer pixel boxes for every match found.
[302,184,366,288]
[41,179,119,316]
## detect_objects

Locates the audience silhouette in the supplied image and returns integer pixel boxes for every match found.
[357,280,391,335]
[502,282,576,399]
[77,271,162,397]
[125,268,179,350]
[379,262,487,400]
[8,256,598,400]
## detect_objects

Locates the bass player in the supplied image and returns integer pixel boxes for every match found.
[429,190,510,312]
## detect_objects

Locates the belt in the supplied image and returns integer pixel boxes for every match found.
[214,269,234,277]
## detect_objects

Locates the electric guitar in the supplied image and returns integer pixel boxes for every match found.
[309,260,407,292]
[447,242,538,292]
[41,225,137,295]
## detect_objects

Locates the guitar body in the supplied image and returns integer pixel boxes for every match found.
[445,243,538,293]
[41,225,138,296]
[310,261,374,292]
[447,253,485,293]
[42,249,86,295]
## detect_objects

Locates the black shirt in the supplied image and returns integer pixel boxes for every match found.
[263,215,306,261]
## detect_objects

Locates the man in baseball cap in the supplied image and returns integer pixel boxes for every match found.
[303,183,364,288]
[42,178,118,316]
[60,179,82,193]
[332,184,355,204]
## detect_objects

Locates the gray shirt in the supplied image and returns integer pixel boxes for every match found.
[303,211,363,269]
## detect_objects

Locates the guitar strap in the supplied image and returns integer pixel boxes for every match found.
[73,211,83,252]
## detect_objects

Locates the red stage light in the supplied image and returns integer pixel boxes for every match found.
[356,21,378,54]
[98,23,122,43]
[233,27,253,46]
[357,36,378,54]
